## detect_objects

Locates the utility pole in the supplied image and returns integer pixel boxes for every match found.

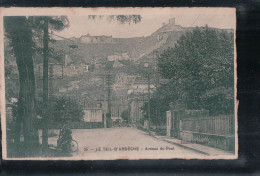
[137,97,140,127]
[155,51,159,128]
[144,63,151,134]
[102,76,107,128]
[147,72,151,134]
[42,17,49,150]
[155,51,159,88]
[106,73,112,128]
[107,74,112,115]
[127,96,131,126]
[118,105,120,117]
[49,64,54,134]
[49,64,54,111]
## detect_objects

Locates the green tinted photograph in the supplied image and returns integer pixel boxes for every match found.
[1,7,237,160]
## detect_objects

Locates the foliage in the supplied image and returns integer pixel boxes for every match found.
[89,64,95,72]
[161,26,234,114]
[51,96,85,123]
[36,96,85,123]
[30,16,69,63]
[142,26,234,120]
[4,16,69,156]
[121,109,129,122]
[88,15,142,24]
[140,94,169,126]
[159,27,234,86]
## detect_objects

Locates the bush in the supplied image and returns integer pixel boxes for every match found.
[52,96,84,123]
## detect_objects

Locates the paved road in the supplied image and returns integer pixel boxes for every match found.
[46,127,204,159]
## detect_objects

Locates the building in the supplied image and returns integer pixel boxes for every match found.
[62,61,89,77]
[64,54,72,66]
[113,60,124,68]
[83,108,103,122]
[83,64,89,72]
[113,73,135,91]
[152,18,184,35]
[107,53,129,62]
[128,76,155,94]
[80,34,113,43]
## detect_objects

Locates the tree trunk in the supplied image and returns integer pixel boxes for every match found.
[42,17,49,151]
[7,17,39,156]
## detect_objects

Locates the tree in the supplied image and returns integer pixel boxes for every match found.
[51,96,84,123]
[4,17,39,156]
[4,42,19,103]
[157,26,234,115]
[141,92,170,127]
[35,96,84,124]
[4,16,69,156]
[36,16,69,150]
[88,15,142,24]
[121,109,129,123]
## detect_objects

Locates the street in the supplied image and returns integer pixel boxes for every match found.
[4,12,236,161]
[46,127,204,159]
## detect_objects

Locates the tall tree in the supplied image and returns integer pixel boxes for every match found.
[141,26,234,121]
[157,26,234,115]
[4,16,69,156]
[4,17,39,156]
[29,16,69,150]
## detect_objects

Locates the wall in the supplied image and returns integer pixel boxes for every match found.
[80,35,113,43]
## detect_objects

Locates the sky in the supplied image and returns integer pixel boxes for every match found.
[54,8,236,39]
[2,8,235,39]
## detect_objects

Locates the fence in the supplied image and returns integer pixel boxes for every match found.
[179,115,235,151]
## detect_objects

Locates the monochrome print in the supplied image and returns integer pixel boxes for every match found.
[1,8,237,160]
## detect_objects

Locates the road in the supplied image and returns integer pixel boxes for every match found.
[46,127,204,159]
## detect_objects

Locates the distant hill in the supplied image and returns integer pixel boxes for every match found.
[4,18,234,109]
[51,18,234,65]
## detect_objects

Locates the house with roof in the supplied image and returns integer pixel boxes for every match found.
[80,34,113,43]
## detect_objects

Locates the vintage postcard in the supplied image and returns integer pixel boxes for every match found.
[0,8,237,160]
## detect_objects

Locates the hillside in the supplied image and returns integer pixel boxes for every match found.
[5,17,234,111]
[50,18,189,64]
[51,18,234,65]
[45,19,235,106]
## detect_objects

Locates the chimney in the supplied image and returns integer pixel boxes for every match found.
[169,18,175,25]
